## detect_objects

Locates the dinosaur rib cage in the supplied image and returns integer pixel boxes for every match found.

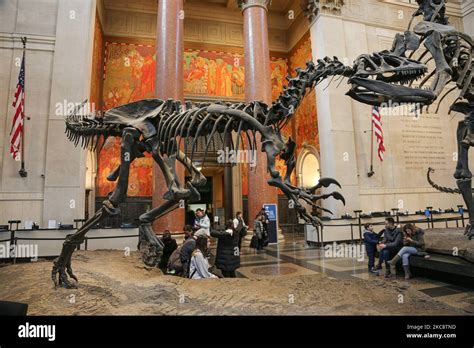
[64,56,355,171]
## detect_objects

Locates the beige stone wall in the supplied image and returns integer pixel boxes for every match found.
[311,0,470,221]
[0,0,97,227]
[0,0,58,226]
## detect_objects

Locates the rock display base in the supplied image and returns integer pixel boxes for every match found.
[424,228,474,263]
[0,250,467,315]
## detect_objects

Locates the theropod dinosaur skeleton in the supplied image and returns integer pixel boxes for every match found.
[52,0,473,288]
[52,57,352,288]
[386,0,474,239]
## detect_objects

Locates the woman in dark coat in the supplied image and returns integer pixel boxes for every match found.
[210,219,240,278]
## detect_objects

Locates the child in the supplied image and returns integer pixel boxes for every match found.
[363,223,379,273]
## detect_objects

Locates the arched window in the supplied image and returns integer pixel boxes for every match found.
[297,145,321,189]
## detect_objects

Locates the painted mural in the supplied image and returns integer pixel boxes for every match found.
[90,14,104,112]
[290,37,319,153]
[97,41,289,197]
[97,42,156,197]
[184,50,245,99]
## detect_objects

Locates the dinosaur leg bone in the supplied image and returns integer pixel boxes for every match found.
[176,149,207,188]
[51,127,140,288]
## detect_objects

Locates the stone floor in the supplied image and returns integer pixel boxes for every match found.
[0,235,473,315]
[237,235,474,313]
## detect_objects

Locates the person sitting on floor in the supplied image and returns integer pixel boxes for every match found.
[376,217,403,278]
[388,223,427,280]
[158,230,177,271]
[211,219,241,278]
[189,235,217,279]
[179,225,196,277]
[363,223,380,273]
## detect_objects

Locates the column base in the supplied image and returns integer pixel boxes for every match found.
[244,229,285,244]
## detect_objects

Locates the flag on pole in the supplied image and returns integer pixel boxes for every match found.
[10,50,25,161]
[372,106,385,161]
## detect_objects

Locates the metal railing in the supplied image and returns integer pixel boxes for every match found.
[314,211,467,246]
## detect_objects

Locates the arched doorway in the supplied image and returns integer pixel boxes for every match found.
[296,145,321,218]
[85,150,97,219]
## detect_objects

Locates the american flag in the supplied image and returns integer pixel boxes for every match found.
[10,51,25,161]
[372,106,385,161]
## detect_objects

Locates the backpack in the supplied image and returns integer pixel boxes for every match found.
[167,245,183,273]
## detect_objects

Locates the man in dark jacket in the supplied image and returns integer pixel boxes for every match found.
[376,217,403,277]
[180,225,196,277]
[158,230,178,271]
[211,220,240,278]
[363,223,380,273]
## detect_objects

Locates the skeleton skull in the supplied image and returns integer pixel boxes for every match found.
[347,51,436,106]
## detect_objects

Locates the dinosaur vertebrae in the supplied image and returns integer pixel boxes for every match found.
[427,167,461,194]
[64,56,353,168]
[268,57,353,130]
[65,114,122,150]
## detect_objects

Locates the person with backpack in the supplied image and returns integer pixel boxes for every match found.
[158,230,177,271]
[189,235,217,279]
[167,225,194,276]
[211,219,241,278]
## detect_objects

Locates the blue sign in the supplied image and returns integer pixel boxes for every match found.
[424,209,430,217]
[263,204,278,244]
[264,204,277,221]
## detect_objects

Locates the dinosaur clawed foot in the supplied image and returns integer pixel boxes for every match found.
[465,224,474,240]
[52,252,78,289]
[138,224,164,267]
[191,172,207,187]
[163,184,190,201]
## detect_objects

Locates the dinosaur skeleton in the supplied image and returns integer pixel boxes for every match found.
[384,0,474,240]
[52,57,352,288]
[52,0,473,288]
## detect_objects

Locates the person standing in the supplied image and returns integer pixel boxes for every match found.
[194,208,210,237]
[253,214,265,252]
[376,217,403,278]
[259,208,269,234]
[233,211,248,254]
[211,220,241,278]
[189,235,217,279]
[363,224,380,273]
[389,223,427,280]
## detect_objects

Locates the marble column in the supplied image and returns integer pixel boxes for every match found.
[224,138,233,221]
[304,1,361,218]
[153,0,185,233]
[238,0,278,222]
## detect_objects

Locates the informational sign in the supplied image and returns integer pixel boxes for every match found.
[263,204,278,244]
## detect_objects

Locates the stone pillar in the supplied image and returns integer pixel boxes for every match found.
[304,1,361,218]
[462,0,474,36]
[43,0,97,225]
[238,0,278,221]
[153,0,185,233]
[224,138,233,221]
